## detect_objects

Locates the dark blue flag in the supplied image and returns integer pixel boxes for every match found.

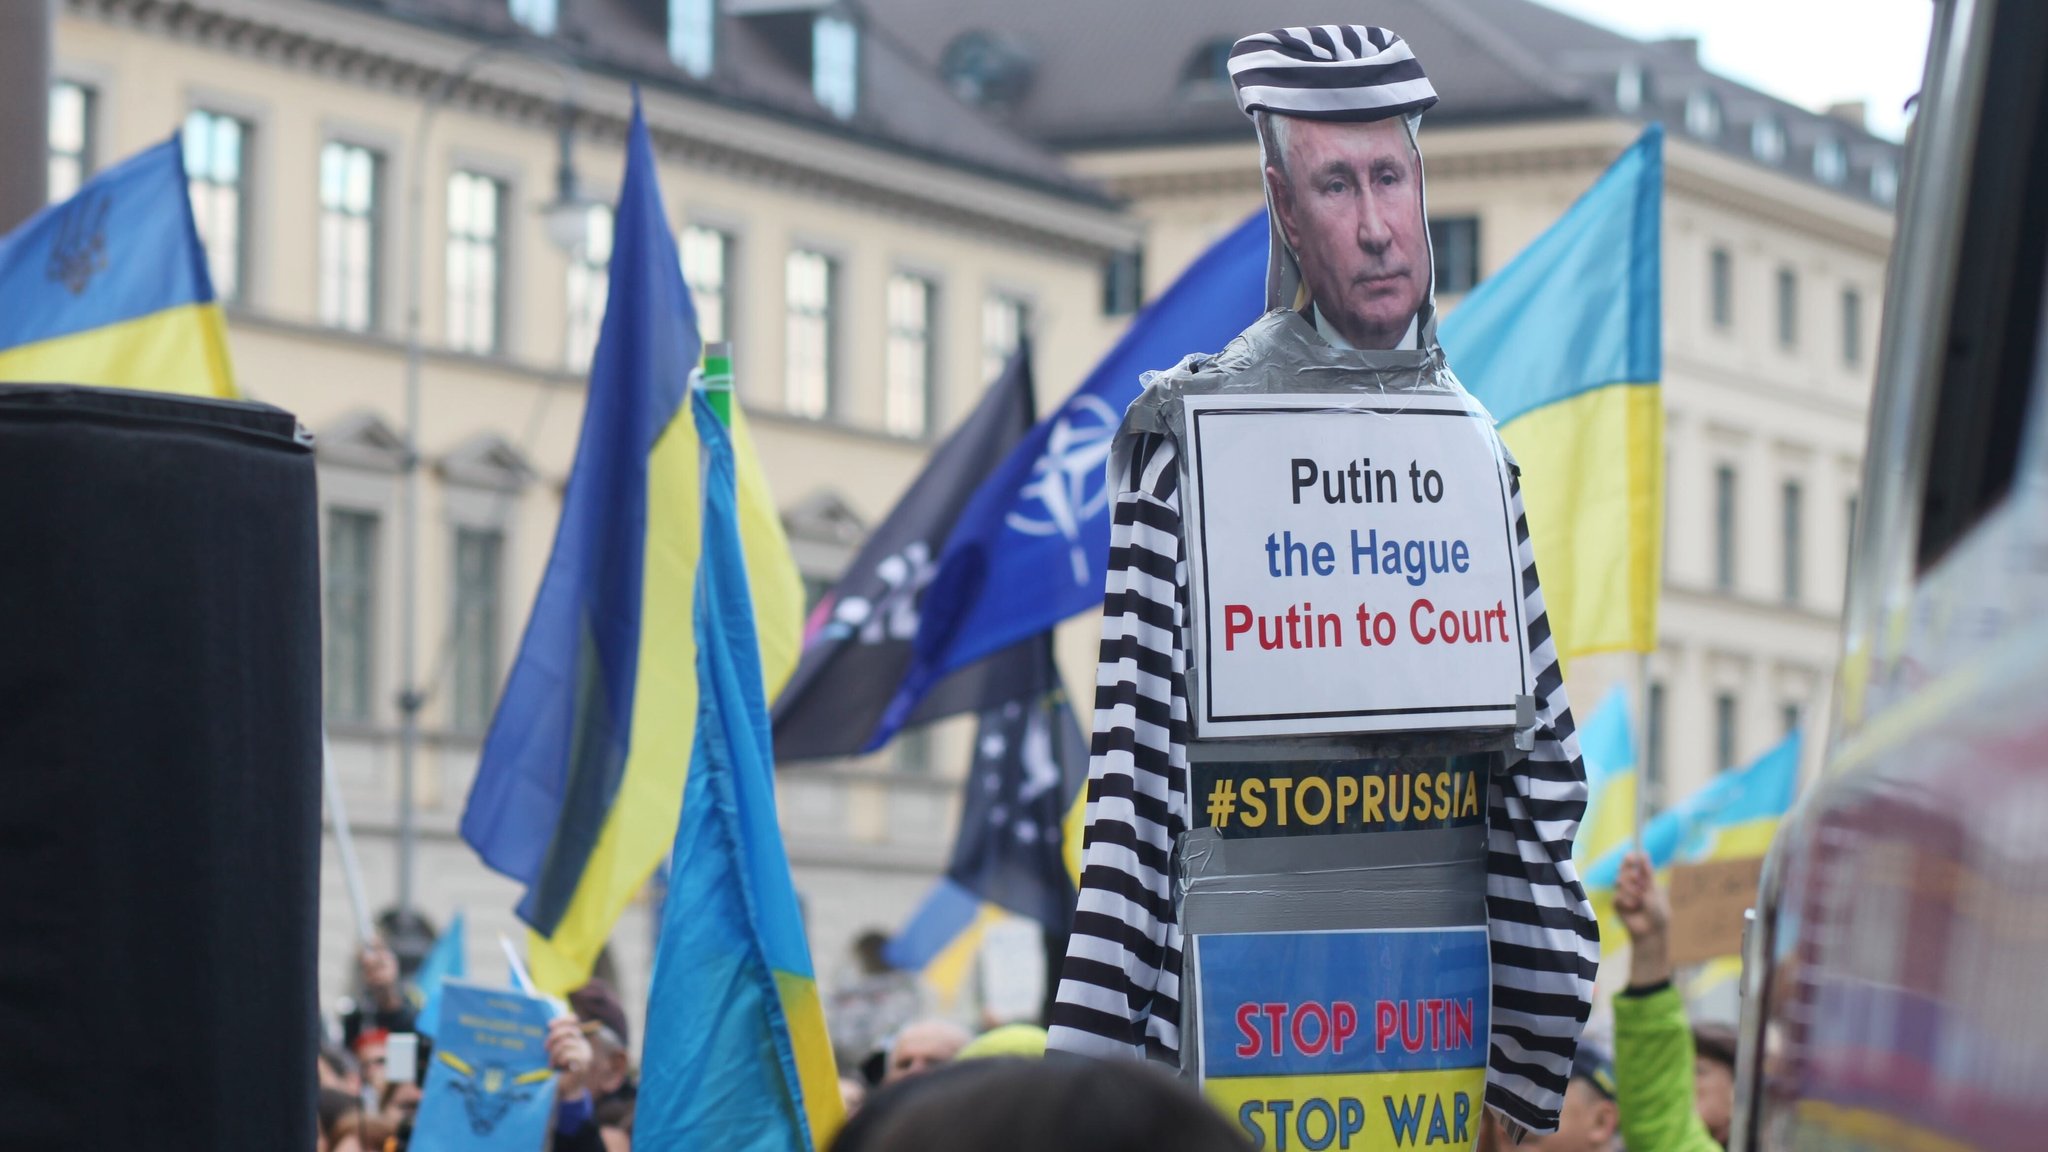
[883,634,1088,971]
[870,209,1269,747]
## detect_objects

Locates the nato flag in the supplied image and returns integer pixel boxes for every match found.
[871,209,1269,747]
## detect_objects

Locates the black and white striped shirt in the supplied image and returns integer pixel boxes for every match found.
[1047,428,1600,1138]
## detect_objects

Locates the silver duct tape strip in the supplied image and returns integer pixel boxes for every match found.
[1187,713,1533,764]
[1178,825,1490,935]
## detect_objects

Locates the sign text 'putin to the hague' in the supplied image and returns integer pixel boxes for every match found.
[1182,394,1530,739]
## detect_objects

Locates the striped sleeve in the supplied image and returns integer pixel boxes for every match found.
[1481,469,1601,1138]
[1046,431,1189,1064]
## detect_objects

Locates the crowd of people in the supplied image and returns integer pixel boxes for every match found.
[312,850,1736,1152]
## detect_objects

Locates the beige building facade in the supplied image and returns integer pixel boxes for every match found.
[53,0,1135,1032]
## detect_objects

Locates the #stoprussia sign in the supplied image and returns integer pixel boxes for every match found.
[1181,394,1529,739]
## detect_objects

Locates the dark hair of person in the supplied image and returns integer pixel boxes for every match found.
[1693,1022,1739,1070]
[830,1055,1252,1152]
[319,1042,360,1083]
[317,1087,361,1141]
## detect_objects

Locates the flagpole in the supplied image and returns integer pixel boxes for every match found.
[1634,650,1652,850]
[322,738,375,944]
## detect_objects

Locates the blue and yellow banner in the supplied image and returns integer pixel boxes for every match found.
[1195,928,1490,1150]
[1440,125,1664,663]
[637,393,840,1152]
[0,134,234,398]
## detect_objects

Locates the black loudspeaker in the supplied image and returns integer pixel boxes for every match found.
[0,386,322,1149]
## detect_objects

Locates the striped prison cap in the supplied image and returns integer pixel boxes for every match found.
[1229,26,1439,123]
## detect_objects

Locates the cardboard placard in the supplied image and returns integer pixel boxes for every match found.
[1666,857,1764,968]
[1181,393,1529,739]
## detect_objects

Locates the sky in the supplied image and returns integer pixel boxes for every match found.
[1537,0,1933,140]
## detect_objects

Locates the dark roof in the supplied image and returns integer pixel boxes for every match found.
[861,0,1904,206]
[350,0,1107,203]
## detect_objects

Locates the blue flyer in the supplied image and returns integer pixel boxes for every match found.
[411,981,557,1152]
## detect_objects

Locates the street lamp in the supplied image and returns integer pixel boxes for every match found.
[395,44,598,924]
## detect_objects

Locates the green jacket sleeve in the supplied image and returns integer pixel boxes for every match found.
[1613,983,1721,1152]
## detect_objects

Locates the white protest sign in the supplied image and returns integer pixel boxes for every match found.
[1182,393,1529,738]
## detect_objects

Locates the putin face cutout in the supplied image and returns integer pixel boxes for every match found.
[1265,114,1431,350]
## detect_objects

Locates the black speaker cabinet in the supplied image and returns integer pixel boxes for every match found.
[0,385,322,1149]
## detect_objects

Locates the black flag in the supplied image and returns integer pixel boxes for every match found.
[773,343,1037,760]
[882,634,1088,969]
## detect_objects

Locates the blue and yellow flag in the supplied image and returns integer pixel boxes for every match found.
[639,392,841,1152]
[1440,125,1663,662]
[1572,686,1640,950]
[1582,728,1801,889]
[1574,686,1640,873]
[0,135,234,397]
[459,95,799,995]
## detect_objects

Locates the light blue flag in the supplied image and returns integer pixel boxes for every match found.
[1582,728,1801,888]
[637,394,842,1151]
[1575,686,1642,876]
[872,209,1270,746]
[414,911,466,1038]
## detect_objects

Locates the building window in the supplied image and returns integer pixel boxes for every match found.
[895,726,932,775]
[325,508,380,724]
[1102,249,1143,317]
[1782,702,1801,737]
[1646,680,1666,809]
[982,293,1029,386]
[1715,464,1737,591]
[1782,480,1803,604]
[1871,159,1899,207]
[48,80,93,202]
[784,249,835,418]
[1841,288,1863,368]
[1615,63,1648,114]
[1814,135,1848,185]
[681,225,732,344]
[885,273,936,438]
[318,141,382,333]
[1776,267,1798,349]
[1846,492,1859,558]
[565,204,613,371]
[183,109,249,303]
[813,14,859,120]
[669,0,716,78]
[1710,246,1732,330]
[1714,692,1738,772]
[1429,216,1481,296]
[510,0,557,36]
[1751,115,1787,165]
[451,526,504,734]
[445,171,505,355]
[1685,90,1722,140]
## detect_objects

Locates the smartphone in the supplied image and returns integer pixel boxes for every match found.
[385,1032,418,1088]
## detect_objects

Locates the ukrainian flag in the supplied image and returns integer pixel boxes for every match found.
[1575,685,1640,871]
[637,391,841,1152]
[1572,686,1640,950]
[0,135,234,397]
[1581,728,1801,888]
[1440,125,1663,662]
[459,96,800,995]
